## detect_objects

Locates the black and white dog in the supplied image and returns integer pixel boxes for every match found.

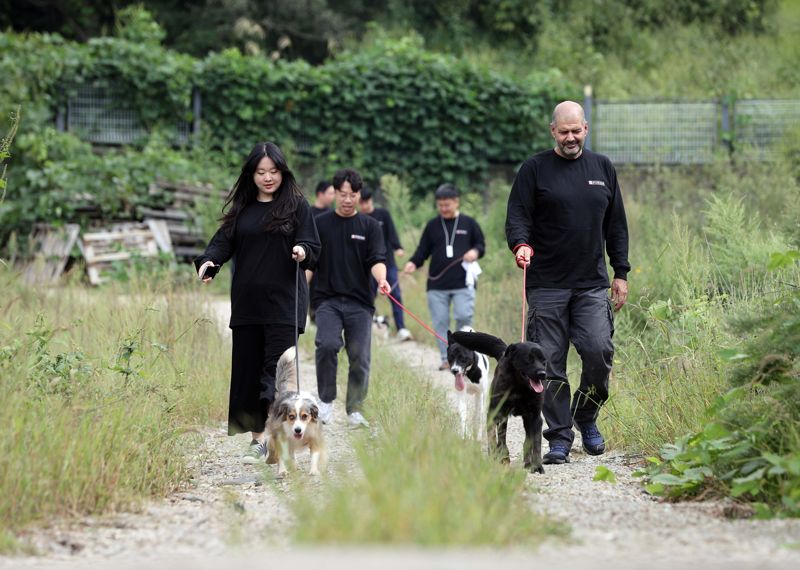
[450,330,547,474]
[446,328,490,440]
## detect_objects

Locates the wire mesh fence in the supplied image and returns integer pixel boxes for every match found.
[593,101,718,164]
[591,98,799,164]
[733,99,800,160]
[64,84,191,146]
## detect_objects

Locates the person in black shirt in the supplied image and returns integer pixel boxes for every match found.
[307,180,334,324]
[195,141,320,463]
[358,186,412,341]
[506,101,630,465]
[404,183,486,370]
[311,179,335,218]
[309,168,390,428]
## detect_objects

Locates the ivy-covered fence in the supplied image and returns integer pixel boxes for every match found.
[0,32,572,191]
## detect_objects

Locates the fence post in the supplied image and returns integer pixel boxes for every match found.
[55,106,65,132]
[192,87,202,142]
[584,84,593,151]
[721,96,733,157]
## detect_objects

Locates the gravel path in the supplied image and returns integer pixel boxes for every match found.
[389,336,800,565]
[2,299,799,569]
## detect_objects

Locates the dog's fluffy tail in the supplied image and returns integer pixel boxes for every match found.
[451,331,507,361]
[275,346,298,393]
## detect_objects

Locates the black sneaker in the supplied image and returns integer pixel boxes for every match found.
[542,443,571,464]
[576,422,606,455]
[242,439,267,464]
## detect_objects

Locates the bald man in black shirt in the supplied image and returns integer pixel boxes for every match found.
[506,101,630,465]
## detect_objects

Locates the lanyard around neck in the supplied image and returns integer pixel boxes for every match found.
[440,215,460,248]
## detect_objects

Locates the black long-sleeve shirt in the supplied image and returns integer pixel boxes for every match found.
[366,207,402,268]
[505,149,630,288]
[311,211,386,311]
[194,199,321,330]
[409,214,486,291]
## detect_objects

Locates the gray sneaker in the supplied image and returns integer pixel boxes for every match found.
[318,401,333,424]
[242,439,267,464]
[347,411,370,429]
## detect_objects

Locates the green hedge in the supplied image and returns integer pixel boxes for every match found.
[1,30,573,192]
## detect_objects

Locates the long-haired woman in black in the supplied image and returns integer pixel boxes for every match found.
[195,141,320,463]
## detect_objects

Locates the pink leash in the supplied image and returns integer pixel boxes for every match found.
[386,291,448,345]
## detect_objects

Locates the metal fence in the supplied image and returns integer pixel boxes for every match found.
[734,99,800,160]
[589,97,800,164]
[57,83,799,165]
[58,84,191,145]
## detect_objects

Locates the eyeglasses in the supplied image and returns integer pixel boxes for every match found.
[336,191,359,201]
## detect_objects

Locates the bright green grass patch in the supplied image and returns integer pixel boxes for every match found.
[291,347,563,545]
[0,271,229,549]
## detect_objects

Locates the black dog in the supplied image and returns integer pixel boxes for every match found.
[451,330,547,474]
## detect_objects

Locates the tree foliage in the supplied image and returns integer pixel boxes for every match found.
[0,0,776,62]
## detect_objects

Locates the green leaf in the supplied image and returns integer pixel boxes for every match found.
[651,473,686,485]
[593,465,617,484]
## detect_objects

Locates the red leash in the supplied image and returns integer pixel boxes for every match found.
[521,262,527,342]
[385,291,448,345]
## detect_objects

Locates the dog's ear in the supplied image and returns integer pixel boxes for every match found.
[447,329,453,342]
[309,401,319,421]
[277,401,291,420]
[504,343,517,356]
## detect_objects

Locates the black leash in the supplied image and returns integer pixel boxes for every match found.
[294,259,301,392]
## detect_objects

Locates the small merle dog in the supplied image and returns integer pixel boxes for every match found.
[451,330,547,474]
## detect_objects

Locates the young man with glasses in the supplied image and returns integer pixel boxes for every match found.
[309,168,391,428]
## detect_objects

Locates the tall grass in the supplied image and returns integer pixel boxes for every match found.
[0,270,229,550]
[291,347,563,545]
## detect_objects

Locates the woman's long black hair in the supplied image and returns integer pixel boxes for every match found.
[220,142,304,236]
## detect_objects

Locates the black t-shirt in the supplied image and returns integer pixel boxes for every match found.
[195,199,321,329]
[311,211,386,310]
[311,205,331,218]
[409,214,486,291]
[505,148,630,288]
[366,207,402,268]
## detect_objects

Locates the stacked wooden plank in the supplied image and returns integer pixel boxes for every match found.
[140,180,226,260]
[78,220,172,285]
[21,224,81,285]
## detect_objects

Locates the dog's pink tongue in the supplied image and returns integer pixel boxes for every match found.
[529,378,545,393]
[455,372,465,392]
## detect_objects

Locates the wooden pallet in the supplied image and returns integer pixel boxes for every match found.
[21,224,81,285]
[79,221,172,285]
[141,180,226,261]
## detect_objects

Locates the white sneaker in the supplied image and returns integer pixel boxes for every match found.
[242,439,267,464]
[397,328,412,342]
[318,401,333,424]
[347,411,370,429]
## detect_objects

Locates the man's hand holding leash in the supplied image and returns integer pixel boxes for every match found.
[513,244,533,269]
[376,279,391,295]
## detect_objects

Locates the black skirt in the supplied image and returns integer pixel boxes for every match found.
[228,324,295,435]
